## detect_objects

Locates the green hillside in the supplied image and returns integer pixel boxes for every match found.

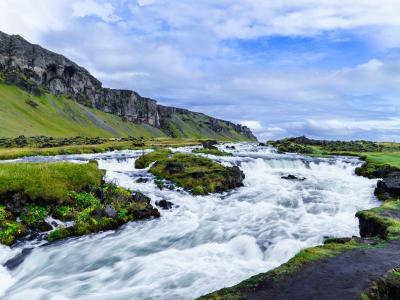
[0,83,255,140]
[162,112,253,141]
[0,83,166,138]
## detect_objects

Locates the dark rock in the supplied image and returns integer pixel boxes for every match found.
[374,172,400,200]
[136,177,150,183]
[190,171,205,178]
[155,200,174,210]
[202,140,218,150]
[105,205,117,218]
[37,221,52,232]
[5,248,33,270]
[357,213,387,239]
[223,166,245,190]
[90,208,105,220]
[281,174,306,181]
[226,145,236,149]
[131,192,151,204]
[165,161,185,174]
[258,142,267,146]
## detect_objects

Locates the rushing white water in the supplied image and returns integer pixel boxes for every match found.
[0,143,379,299]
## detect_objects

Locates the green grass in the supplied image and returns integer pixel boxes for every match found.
[192,149,233,156]
[0,83,167,138]
[363,152,400,168]
[0,161,104,203]
[135,150,243,195]
[0,138,204,160]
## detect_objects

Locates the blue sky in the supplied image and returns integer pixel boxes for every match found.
[1,0,400,141]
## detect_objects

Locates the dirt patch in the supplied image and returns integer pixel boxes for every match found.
[242,241,400,300]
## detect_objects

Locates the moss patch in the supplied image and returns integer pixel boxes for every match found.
[0,161,104,203]
[192,149,233,156]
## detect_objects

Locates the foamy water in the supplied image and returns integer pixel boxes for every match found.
[0,143,379,299]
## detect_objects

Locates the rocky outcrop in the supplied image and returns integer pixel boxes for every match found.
[0,31,256,140]
[375,172,400,200]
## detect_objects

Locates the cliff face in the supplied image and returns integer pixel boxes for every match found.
[0,31,256,140]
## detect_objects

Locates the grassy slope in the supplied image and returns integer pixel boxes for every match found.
[0,83,166,138]
[0,83,255,141]
[164,112,253,141]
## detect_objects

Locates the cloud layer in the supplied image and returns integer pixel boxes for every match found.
[1,0,400,141]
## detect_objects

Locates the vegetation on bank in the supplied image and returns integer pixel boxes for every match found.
[0,161,159,245]
[199,238,382,300]
[0,138,203,160]
[135,150,244,195]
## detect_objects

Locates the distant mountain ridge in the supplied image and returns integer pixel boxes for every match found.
[0,30,256,140]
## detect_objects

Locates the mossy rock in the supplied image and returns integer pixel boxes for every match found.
[136,150,244,195]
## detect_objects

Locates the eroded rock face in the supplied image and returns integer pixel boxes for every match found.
[375,172,400,200]
[0,31,256,140]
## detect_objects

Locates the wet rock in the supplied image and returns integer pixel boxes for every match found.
[136,177,150,183]
[281,174,306,181]
[105,205,117,218]
[258,142,267,147]
[156,200,174,210]
[131,192,151,204]
[222,166,245,190]
[374,172,400,200]
[37,221,52,232]
[226,145,236,149]
[202,140,218,150]
[5,248,33,270]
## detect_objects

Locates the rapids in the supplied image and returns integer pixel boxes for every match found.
[0,143,379,299]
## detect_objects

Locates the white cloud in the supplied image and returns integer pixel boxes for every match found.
[0,0,71,42]
[240,120,263,132]
[72,0,121,22]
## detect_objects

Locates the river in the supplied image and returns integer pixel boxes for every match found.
[0,143,379,299]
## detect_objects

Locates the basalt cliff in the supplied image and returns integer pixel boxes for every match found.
[0,31,255,140]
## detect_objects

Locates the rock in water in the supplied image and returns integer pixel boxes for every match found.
[202,140,218,150]
[155,200,174,210]
[281,174,306,181]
